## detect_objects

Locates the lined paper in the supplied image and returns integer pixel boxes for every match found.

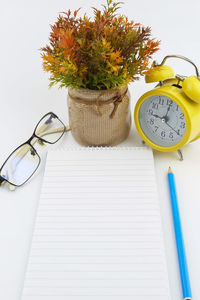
[21,147,171,300]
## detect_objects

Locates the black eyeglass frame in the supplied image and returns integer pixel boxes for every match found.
[0,112,66,187]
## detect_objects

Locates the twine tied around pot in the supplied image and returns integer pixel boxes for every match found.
[68,87,128,119]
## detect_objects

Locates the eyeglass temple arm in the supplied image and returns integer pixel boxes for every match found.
[12,125,70,168]
[14,125,71,159]
[37,125,71,140]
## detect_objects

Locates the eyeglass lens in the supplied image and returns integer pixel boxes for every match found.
[34,114,65,143]
[0,144,40,186]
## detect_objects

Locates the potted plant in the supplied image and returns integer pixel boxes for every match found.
[41,0,159,146]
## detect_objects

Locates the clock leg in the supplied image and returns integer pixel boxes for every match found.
[177,149,183,161]
[142,140,146,145]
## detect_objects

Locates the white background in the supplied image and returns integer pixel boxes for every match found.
[0,0,200,299]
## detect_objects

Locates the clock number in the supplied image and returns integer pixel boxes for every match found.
[161,131,165,137]
[167,99,173,106]
[176,105,179,111]
[154,126,159,132]
[180,113,184,120]
[152,103,158,109]
[150,118,154,125]
[159,97,164,105]
[180,122,185,129]
[169,132,173,139]
[148,109,153,115]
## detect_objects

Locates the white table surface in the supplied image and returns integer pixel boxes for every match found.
[0,0,200,299]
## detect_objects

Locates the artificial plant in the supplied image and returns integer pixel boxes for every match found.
[41,0,160,90]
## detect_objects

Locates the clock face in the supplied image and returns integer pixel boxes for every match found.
[138,95,186,147]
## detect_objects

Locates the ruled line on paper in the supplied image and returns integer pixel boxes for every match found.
[21,147,170,300]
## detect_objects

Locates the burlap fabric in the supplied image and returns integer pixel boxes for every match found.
[67,85,131,146]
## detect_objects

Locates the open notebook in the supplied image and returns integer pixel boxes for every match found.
[21,147,171,300]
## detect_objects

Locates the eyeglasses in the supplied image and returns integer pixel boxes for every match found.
[0,112,69,189]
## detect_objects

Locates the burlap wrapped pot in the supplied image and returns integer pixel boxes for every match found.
[67,85,131,146]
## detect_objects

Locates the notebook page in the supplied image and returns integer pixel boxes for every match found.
[21,147,171,300]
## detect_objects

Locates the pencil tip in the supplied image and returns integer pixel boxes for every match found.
[168,166,172,173]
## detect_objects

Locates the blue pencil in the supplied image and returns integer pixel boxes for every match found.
[168,167,192,300]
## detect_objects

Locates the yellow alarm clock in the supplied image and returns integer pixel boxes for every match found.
[134,55,200,158]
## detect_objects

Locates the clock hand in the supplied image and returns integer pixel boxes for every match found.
[164,105,171,118]
[152,112,180,135]
[165,122,180,135]
[152,114,162,119]
[152,113,179,135]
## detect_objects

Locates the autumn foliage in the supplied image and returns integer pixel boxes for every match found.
[41,0,160,90]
